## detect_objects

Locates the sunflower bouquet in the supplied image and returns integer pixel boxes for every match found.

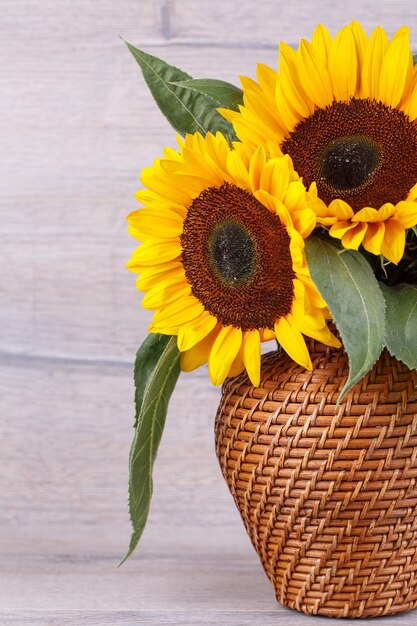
[123,22,417,565]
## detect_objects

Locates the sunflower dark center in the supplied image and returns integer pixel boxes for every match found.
[319,134,381,191]
[209,221,255,285]
[180,183,295,330]
[282,98,417,211]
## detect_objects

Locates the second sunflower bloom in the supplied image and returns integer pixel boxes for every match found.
[221,22,417,263]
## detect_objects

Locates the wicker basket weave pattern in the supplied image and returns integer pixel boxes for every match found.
[215,342,417,618]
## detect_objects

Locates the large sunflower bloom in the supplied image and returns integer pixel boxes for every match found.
[127,132,340,386]
[220,23,417,263]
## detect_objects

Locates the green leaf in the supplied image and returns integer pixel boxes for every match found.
[122,334,181,563]
[169,78,243,110]
[305,237,385,399]
[125,41,237,139]
[380,282,417,369]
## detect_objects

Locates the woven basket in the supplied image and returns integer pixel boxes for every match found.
[215,340,417,618]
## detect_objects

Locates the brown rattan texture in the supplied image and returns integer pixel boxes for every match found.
[215,342,417,618]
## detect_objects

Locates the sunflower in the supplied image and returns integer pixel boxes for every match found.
[220,23,417,264]
[127,132,340,386]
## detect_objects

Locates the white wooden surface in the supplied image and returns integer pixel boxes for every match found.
[3,2,417,624]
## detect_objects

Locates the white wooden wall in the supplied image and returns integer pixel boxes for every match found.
[2,2,417,624]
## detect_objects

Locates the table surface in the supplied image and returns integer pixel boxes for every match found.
[3,1,417,624]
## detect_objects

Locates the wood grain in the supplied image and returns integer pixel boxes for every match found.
[160,0,417,46]
[3,1,417,624]
[1,610,416,626]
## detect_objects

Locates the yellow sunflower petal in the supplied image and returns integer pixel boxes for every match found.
[129,239,182,266]
[254,190,293,227]
[248,146,267,192]
[242,77,282,118]
[308,182,336,224]
[180,326,220,372]
[290,208,317,239]
[350,20,367,71]
[284,180,307,212]
[293,276,308,308]
[341,222,368,249]
[292,300,341,346]
[140,165,193,206]
[181,141,223,179]
[289,231,306,269]
[217,106,238,124]
[242,329,261,387]
[380,219,406,264]
[177,311,218,352]
[351,207,379,223]
[327,199,355,221]
[208,326,243,386]
[405,78,417,121]
[378,26,413,108]
[317,327,342,348]
[328,25,358,101]
[261,156,291,201]
[292,299,324,331]
[243,84,285,136]
[172,172,216,198]
[275,80,302,132]
[363,222,385,256]
[127,209,184,239]
[226,150,250,189]
[300,275,328,309]
[260,328,275,342]
[395,201,417,228]
[275,315,312,370]
[256,62,279,100]
[361,26,389,99]
[376,203,396,221]
[297,39,334,108]
[407,183,417,202]
[279,42,314,119]
[231,113,273,148]
[329,221,357,239]
[134,190,187,216]
[311,23,333,65]
[151,297,204,329]
[163,145,182,161]
[228,351,246,379]
[135,265,184,291]
[142,281,191,310]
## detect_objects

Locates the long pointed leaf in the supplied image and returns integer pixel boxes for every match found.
[170,78,243,110]
[122,334,181,563]
[380,282,417,369]
[125,42,237,139]
[305,237,385,399]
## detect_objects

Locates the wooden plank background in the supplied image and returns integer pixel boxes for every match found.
[2,1,417,624]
